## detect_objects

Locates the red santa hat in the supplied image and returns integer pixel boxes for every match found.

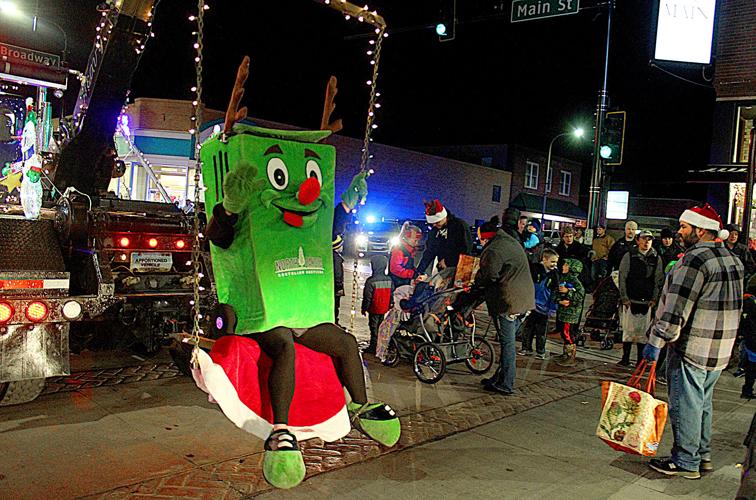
[425,199,448,224]
[680,203,729,240]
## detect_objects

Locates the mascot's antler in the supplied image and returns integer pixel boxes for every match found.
[320,75,343,133]
[223,56,250,135]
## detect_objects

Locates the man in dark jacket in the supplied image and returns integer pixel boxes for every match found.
[474,216,535,395]
[725,224,756,277]
[555,226,591,290]
[608,220,638,271]
[501,206,524,247]
[416,199,473,275]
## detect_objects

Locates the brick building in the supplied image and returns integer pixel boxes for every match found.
[700,0,756,232]
[114,98,511,225]
[413,144,585,229]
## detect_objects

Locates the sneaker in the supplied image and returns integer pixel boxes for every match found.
[649,458,701,479]
[700,459,713,472]
[517,349,533,356]
[535,352,549,360]
[483,382,513,396]
[734,368,746,378]
[616,359,631,367]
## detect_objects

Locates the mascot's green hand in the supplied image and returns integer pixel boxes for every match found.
[27,169,41,183]
[341,171,368,211]
[222,164,261,214]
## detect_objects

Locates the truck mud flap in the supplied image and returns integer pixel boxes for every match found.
[0,322,69,383]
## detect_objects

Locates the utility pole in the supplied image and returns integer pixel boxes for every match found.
[587,0,614,228]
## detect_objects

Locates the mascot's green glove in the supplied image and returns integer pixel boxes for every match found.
[27,169,41,183]
[222,164,262,214]
[341,171,368,211]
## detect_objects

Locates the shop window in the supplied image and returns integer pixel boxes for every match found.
[735,104,755,164]
[525,161,539,190]
[492,184,501,203]
[481,156,493,167]
[559,170,571,196]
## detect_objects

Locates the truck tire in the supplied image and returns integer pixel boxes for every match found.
[0,378,46,406]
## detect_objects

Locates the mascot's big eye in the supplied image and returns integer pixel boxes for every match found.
[305,160,322,185]
[266,157,289,190]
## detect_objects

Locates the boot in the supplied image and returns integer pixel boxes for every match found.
[554,343,569,362]
[262,429,306,489]
[557,344,577,367]
[348,401,401,447]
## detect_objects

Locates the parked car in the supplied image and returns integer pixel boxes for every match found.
[542,229,562,247]
[350,220,402,256]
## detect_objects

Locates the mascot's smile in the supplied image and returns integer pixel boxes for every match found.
[272,198,322,228]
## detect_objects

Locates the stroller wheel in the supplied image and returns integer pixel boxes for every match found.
[383,337,401,367]
[413,342,446,384]
[576,334,587,347]
[600,338,614,350]
[465,338,495,374]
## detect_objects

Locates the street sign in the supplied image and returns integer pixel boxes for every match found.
[511,0,580,23]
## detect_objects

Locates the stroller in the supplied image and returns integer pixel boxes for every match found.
[378,268,494,384]
[581,274,622,350]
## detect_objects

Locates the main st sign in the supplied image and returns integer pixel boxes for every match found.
[511,0,580,23]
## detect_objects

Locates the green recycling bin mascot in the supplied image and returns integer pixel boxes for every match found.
[197,60,400,490]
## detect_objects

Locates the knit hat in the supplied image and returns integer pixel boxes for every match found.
[660,227,676,239]
[502,207,520,228]
[725,223,740,233]
[425,199,448,224]
[478,216,499,241]
[680,203,729,240]
[528,219,541,232]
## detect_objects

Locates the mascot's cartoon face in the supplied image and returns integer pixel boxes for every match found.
[202,125,335,228]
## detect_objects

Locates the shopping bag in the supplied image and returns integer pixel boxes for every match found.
[619,305,653,344]
[454,255,480,287]
[596,361,668,456]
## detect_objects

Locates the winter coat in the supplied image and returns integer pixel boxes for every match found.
[362,255,393,315]
[556,258,585,324]
[591,233,615,261]
[741,294,756,354]
[608,237,637,271]
[416,212,473,274]
[618,246,664,312]
[473,230,535,316]
[555,239,591,288]
[334,250,345,296]
[727,241,756,276]
[531,261,558,315]
[656,241,684,269]
[523,232,541,249]
[389,240,418,288]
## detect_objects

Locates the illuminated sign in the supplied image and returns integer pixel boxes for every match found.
[0,42,61,68]
[606,191,630,220]
[654,0,717,64]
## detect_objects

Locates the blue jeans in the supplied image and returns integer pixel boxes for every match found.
[666,348,722,470]
[491,314,521,393]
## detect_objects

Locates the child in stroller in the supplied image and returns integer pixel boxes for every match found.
[582,272,622,350]
[375,267,494,384]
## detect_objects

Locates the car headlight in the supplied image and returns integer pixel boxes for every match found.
[390,236,400,247]
[356,234,368,246]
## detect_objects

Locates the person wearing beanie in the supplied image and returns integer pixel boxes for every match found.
[555,225,592,290]
[415,199,473,276]
[608,220,639,271]
[645,204,745,479]
[724,223,756,277]
[656,227,684,269]
[389,222,423,288]
[474,215,535,395]
[591,224,615,284]
[361,254,393,355]
[501,206,525,246]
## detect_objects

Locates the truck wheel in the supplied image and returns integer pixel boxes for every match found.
[0,378,46,406]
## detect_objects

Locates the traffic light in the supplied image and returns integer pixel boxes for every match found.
[437,0,456,42]
[599,111,626,165]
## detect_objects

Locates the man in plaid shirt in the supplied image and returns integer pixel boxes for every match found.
[644,204,744,479]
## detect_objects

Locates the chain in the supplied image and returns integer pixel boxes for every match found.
[348,26,386,334]
[190,0,206,364]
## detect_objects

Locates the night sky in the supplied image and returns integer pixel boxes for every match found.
[2,0,716,199]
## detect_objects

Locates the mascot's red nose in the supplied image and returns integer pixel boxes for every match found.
[298,177,321,205]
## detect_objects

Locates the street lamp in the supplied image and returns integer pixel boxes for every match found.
[540,127,584,232]
[0,1,21,17]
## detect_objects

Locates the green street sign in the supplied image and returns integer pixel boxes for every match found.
[511,0,580,23]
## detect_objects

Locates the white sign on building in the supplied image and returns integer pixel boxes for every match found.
[654,0,717,64]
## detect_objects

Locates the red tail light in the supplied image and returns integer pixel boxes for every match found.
[25,301,49,322]
[0,302,13,324]
[148,238,159,248]
[175,239,186,249]
[119,237,130,247]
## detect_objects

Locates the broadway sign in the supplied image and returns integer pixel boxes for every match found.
[0,42,61,69]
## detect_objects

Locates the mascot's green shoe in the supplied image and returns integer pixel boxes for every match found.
[348,401,401,447]
[262,429,306,489]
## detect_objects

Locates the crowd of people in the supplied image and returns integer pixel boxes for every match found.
[349,198,752,481]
